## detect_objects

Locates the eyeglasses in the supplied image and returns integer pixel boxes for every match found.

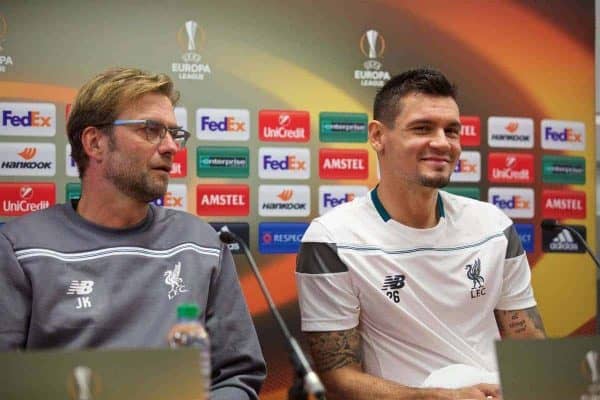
[98,119,191,149]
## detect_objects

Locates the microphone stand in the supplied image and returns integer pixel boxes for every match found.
[219,226,326,400]
[541,219,600,269]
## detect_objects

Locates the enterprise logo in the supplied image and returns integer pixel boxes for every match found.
[541,155,585,184]
[0,102,56,136]
[258,185,310,217]
[197,146,249,178]
[196,108,250,141]
[258,222,309,254]
[319,112,368,143]
[0,143,56,176]
[488,117,534,148]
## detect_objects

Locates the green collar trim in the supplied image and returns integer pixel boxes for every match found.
[370,186,445,222]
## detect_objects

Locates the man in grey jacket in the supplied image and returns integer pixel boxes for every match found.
[0,67,266,400]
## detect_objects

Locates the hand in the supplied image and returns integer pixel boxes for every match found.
[452,383,501,399]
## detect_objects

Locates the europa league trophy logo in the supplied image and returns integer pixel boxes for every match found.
[0,14,7,52]
[177,20,204,63]
[360,29,385,71]
[581,350,600,400]
[68,365,100,400]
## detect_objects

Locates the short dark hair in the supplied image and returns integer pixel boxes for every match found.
[373,67,457,128]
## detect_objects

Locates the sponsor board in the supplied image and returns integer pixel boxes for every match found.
[0,183,55,217]
[541,155,585,184]
[0,102,56,136]
[196,184,249,216]
[170,148,187,178]
[153,184,187,211]
[542,224,586,253]
[541,119,585,151]
[258,222,309,254]
[319,112,368,142]
[451,151,480,182]
[259,147,310,180]
[488,117,534,148]
[442,187,481,200]
[65,182,81,201]
[258,185,310,217]
[319,185,369,215]
[541,189,585,219]
[0,143,55,176]
[319,148,368,179]
[488,187,535,219]
[197,146,249,178]
[65,144,78,177]
[209,222,249,254]
[259,110,310,142]
[196,108,250,141]
[459,116,481,147]
[514,223,534,253]
[487,152,534,184]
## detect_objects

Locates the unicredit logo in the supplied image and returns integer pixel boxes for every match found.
[488,153,534,184]
[319,148,368,179]
[196,184,249,216]
[259,110,310,142]
[169,148,187,178]
[0,183,55,216]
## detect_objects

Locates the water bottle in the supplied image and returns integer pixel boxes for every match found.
[167,303,211,397]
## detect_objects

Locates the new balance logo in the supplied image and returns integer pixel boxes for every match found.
[381,274,406,304]
[66,280,94,295]
[66,280,94,309]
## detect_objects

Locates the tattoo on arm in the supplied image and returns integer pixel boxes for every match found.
[306,328,362,373]
[495,306,546,338]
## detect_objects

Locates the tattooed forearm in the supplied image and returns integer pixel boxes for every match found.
[306,328,362,372]
[494,306,546,338]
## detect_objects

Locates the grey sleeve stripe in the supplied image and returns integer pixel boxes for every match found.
[504,224,525,259]
[296,242,348,274]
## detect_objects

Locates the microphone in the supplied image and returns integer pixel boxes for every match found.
[540,219,600,269]
[218,226,326,400]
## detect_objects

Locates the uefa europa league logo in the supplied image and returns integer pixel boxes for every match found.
[177,20,204,63]
[0,14,7,52]
[360,29,385,71]
[581,350,600,400]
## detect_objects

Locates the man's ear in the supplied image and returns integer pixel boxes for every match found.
[80,126,108,162]
[368,120,386,153]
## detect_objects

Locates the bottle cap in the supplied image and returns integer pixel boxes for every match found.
[176,303,200,320]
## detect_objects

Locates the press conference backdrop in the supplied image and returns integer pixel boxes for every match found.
[0,1,595,398]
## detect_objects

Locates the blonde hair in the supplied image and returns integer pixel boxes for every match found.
[67,67,180,178]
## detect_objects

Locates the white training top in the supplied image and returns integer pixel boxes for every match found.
[296,188,536,386]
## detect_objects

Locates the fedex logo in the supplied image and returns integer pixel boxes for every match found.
[450,151,480,182]
[319,185,368,215]
[259,147,310,179]
[197,184,249,216]
[319,149,369,179]
[541,189,586,219]
[153,184,187,211]
[196,108,250,141]
[0,103,56,136]
[0,183,55,216]
[488,152,534,184]
[170,148,187,178]
[541,120,585,151]
[488,187,534,218]
[459,116,480,146]
[259,110,310,142]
